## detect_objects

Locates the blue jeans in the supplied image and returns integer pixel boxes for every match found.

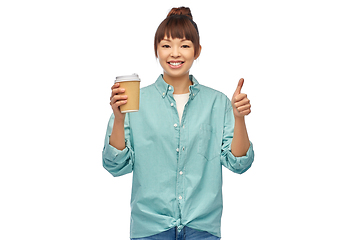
[131,226,220,240]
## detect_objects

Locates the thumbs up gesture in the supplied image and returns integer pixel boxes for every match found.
[231,78,251,118]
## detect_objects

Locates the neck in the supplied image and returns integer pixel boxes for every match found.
[163,73,192,94]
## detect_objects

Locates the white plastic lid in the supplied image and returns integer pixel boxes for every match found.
[115,73,141,83]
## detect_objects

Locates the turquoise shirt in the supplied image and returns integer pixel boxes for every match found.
[102,74,254,238]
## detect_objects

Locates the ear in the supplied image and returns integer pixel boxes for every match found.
[195,45,202,60]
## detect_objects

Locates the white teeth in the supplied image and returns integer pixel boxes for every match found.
[169,62,182,66]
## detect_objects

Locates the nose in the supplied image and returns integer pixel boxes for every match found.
[171,47,180,57]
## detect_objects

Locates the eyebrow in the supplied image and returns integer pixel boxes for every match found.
[160,39,191,43]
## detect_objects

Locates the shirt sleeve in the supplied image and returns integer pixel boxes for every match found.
[220,99,254,174]
[102,113,134,177]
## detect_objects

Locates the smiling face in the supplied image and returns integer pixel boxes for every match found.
[157,37,200,81]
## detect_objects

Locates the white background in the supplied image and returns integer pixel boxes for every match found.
[1,0,350,239]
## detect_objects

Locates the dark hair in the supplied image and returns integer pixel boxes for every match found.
[154,7,200,58]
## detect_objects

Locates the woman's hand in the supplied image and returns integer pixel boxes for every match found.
[230,78,251,157]
[110,82,128,122]
[231,78,251,118]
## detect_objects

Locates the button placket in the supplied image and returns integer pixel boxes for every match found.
[173,91,188,223]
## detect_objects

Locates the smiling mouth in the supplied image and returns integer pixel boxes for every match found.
[169,62,183,66]
[168,61,184,68]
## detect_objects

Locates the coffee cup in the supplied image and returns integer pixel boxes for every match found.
[115,74,141,113]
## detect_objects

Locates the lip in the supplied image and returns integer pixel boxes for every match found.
[167,61,184,69]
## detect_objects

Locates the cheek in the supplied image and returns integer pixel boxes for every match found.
[184,50,195,59]
[157,51,167,60]
[185,55,196,62]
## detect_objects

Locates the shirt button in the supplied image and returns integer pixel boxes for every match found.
[182,147,185,151]
[179,195,182,200]
[179,171,183,175]
[176,148,179,152]
[171,103,174,107]
[169,86,172,90]
[174,123,178,128]
[163,92,165,96]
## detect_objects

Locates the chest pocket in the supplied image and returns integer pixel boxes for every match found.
[197,124,221,161]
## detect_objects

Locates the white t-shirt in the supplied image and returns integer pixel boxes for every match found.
[173,93,190,124]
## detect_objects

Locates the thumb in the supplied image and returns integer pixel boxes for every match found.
[234,78,244,96]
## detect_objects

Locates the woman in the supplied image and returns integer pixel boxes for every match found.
[103,7,254,240]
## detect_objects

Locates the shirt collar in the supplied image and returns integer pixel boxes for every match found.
[155,74,200,100]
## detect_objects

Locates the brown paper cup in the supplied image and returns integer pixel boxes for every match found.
[115,74,141,113]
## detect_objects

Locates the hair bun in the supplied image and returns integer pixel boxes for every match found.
[167,7,193,20]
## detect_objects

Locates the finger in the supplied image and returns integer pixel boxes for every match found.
[234,98,250,108]
[234,93,247,102]
[236,103,251,113]
[112,86,125,94]
[110,94,128,102]
[111,87,125,95]
[234,78,244,96]
[239,109,251,116]
[110,99,128,110]
[112,99,127,107]
[111,88,125,98]
[111,82,120,90]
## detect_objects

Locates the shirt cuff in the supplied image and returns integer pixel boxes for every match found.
[103,138,132,165]
[227,141,254,174]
